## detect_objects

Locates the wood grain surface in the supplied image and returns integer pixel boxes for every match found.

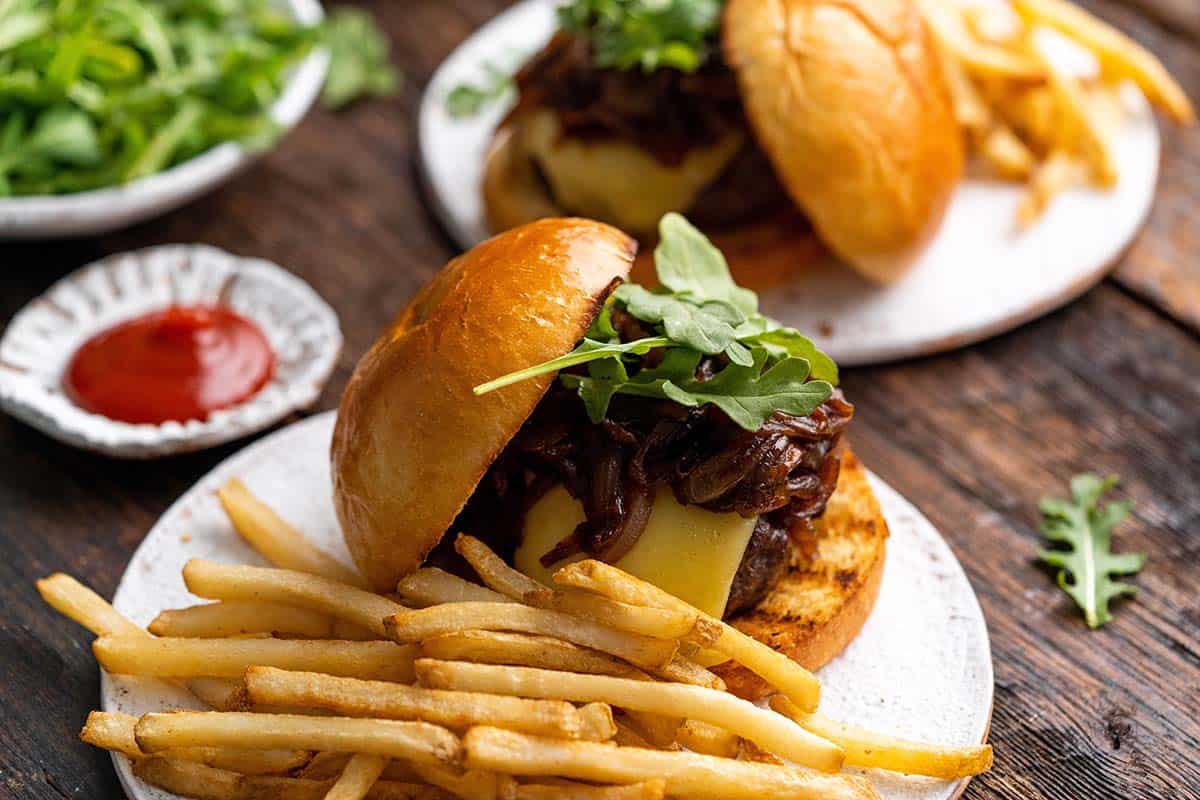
[1,1,1197,799]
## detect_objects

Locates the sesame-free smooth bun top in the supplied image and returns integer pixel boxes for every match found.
[332,219,636,591]
[724,0,963,282]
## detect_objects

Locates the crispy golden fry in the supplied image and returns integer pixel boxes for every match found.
[218,479,368,588]
[415,660,841,772]
[515,779,666,800]
[1011,0,1195,123]
[134,712,460,765]
[420,631,638,678]
[299,753,424,783]
[244,666,612,741]
[963,2,1023,45]
[132,758,436,800]
[94,636,416,682]
[397,568,513,607]
[980,124,1037,179]
[149,601,335,639]
[185,677,245,711]
[385,604,677,671]
[1017,150,1087,224]
[578,703,618,743]
[917,0,1046,82]
[327,754,389,800]
[934,38,993,135]
[676,720,739,758]
[455,534,546,600]
[463,728,877,800]
[79,711,312,775]
[770,696,993,779]
[618,712,681,750]
[525,587,718,646]
[413,763,501,800]
[652,655,724,690]
[553,561,820,712]
[182,559,402,638]
[36,573,242,709]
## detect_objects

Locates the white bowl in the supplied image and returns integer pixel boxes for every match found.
[0,244,342,458]
[0,0,329,240]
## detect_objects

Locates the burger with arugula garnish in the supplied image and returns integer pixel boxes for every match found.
[480,0,962,284]
[332,215,887,697]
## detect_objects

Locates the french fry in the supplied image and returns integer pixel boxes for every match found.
[463,728,877,800]
[455,534,546,600]
[935,38,993,135]
[916,0,1046,82]
[980,124,1036,180]
[1017,150,1087,224]
[553,561,820,712]
[36,573,242,710]
[412,763,501,800]
[653,655,725,690]
[132,758,435,800]
[525,587,718,646]
[675,720,739,758]
[182,559,403,638]
[611,719,654,749]
[415,660,842,772]
[618,712,681,750]
[385,604,677,671]
[134,712,461,765]
[419,631,638,678]
[218,479,368,588]
[94,636,416,683]
[515,779,667,800]
[244,667,612,741]
[578,703,618,743]
[1011,0,1195,123]
[327,754,389,800]
[770,696,994,779]
[300,753,423,783]
[149,601,335,639]
[79,711,312,775]
[397,568,513,607]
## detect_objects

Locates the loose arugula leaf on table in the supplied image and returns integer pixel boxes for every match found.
[1037,473,1145,629]
[321,8,401,110]
[557,0,722,73]
[474,213,839,432]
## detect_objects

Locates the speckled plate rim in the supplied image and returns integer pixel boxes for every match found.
[0,244,343,458]
[418,0,1161,368]
[101,411,995,800]
[0,0,328,239]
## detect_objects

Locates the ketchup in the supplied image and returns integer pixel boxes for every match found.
[64,305,274,425]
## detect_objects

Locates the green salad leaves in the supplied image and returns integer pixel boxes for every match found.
[474,213,838,431]
[0,0,398,197]
[557,0,723,73]
[1038,473,1146,629]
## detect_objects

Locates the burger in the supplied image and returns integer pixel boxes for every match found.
[481,0,963,283]
[332,215,888,698]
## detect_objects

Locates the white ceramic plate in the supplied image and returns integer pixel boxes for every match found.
[0,245,342,458]
[418,0,1160,366]
[103,411,994,800]
[0,0,328,240]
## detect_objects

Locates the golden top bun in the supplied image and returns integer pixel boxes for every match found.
[484,124,825,286]
[714,448,889,698]
[332,219,636,591]
[723,0,963,282]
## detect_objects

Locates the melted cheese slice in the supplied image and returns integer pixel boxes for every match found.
[522,110,743,235]
[514,485,757,619]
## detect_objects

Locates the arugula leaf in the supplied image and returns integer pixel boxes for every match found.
[614,284,752,365]
[446,63,513,118]
[742,327,838,384]
[321,8,401,110]
[558,0,722,73]
[1038,473,1145,629]
[654,212,758,317]
[562,348,702,422]
[473,336,672,395]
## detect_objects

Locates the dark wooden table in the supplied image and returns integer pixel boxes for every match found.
[2,1,1198,798]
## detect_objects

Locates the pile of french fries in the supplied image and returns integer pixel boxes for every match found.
[38,477,993,800]
[917,0,1194,224]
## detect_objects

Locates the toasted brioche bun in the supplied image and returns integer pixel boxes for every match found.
[332,218,635,591]
[483,122,825,287]
[714,448,889,699]
[723,0,963,283]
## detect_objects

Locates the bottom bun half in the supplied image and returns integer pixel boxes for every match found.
[714,447,889,699]
[483,123,826,291]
